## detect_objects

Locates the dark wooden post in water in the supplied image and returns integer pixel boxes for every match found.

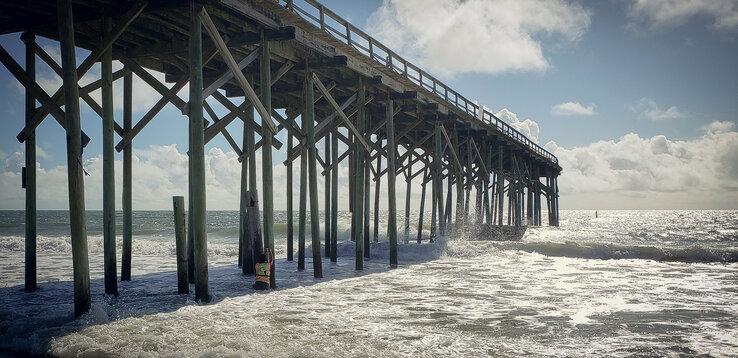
[324,134,331,258]
[58,0,90,318]
[386,96,398,267]
[404,152,412,243]
[330,130,338,262]
[101,15,117,296]
[239,116,248,267]
[417,168,427,243]
[242,191,262,276]
[260,32,276,288]
[305,71,323,278]
[190,2,208,301]
[173,196,188,294]
[353,77,365,269]
[298,140,307,271]
[240,107,255,267]
[122,71,133,282]
[22,31,36,293]
[363,144,371,258]
[497,144,504,227]
[287,132,294,261]
[373,145,382,242]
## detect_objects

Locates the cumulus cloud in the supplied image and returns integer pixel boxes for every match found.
[631,97,686,120]
[625,0,738,31]
[544,121,738,209]
[366,0,591,76]
[495,108,540,143]
[551,101,596,116]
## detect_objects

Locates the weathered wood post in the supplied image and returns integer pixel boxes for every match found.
[260,31,276,288]
[330,130,338,262]
[122,71,133,282]
[417,168,427,243]
[187,171,194,283]
[445,177,453,226]
[353,76,365,270]
[324,134,330,258]
[373,143,382,242]
[386,95,398,267]
[464,141,472,222]
[497,144,504,227]
[305,71,323,278]
[101,15,117,295]
[58,0,90,318]
[239,111,250,267]
[242,107,256,275]
[363,145,371,258]
[287,132,294,261]
[404,151,412,243]
[190,1,208,301]
[243,190,263,275]
[173,196,188,294]
[22,31,37,293]
[431,121,442,238]
[298,141,307,271]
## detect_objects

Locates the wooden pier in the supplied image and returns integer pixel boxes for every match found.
[0,0,561,317]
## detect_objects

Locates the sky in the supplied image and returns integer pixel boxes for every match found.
[0,0,737,211]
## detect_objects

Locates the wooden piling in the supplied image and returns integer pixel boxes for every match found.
[239,116,248,267]
[122,72,133,282]
[353,77,365,270]
[404,152,412,244]
[497,144,504,227]
[58,0,91,318]
[386,96,398,267]
[260,32,276,288]
[243,191,263,275]
[363,146,370,258]
[189,1,208,301]
[324,134,330,258]
[298,142,307,271]
[22,31,36,293]
[101,15,117,295]
[373,145,382,242]
[242,110,256,275]
[173,196,188,294]
[417,168,427,243]
[330,130,338,262]
[287,132,294,261]
[305,70,323,278]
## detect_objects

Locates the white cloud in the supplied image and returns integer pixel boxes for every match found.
[625,0,738,31]
[631,97,686,120]
[551,101,596,116]
[495,108,540,143]
[366,0,591,76]
[544,121,738,209]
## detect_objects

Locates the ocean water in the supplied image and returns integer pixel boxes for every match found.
[0,210,736,357]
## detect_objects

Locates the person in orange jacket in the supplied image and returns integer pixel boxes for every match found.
[253,248,273,290]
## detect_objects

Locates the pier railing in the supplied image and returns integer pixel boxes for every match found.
[280,0,558,165]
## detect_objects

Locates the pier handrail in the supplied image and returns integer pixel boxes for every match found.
[279,0,558,165]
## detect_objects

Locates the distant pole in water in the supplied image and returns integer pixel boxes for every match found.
[173,196,188,294]
[595,211,598,218]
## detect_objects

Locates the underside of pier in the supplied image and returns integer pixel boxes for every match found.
[0,0,561,317]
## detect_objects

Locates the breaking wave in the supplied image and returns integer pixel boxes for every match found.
[498,241,738,263]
